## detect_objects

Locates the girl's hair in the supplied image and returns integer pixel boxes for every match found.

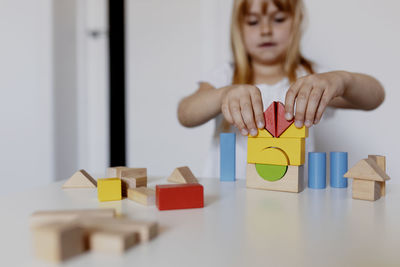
[231,0,314,84]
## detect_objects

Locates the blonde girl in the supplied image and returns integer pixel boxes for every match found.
[177,0,385,179]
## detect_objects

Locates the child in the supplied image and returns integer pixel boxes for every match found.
[177,0,385,179]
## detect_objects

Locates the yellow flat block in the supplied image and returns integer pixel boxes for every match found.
[247,137,305,166]
[280,124,308,138]
[98,178,122,202]
[248,128,273,138]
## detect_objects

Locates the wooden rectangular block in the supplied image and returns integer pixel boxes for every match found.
[89,230,137,254]
[246,163,304,193]
[107,166,129,178]
[32,222,85,262]
[220,133,236,181]
[352,179,381,201]
[98,178,122,202]
[30,209,116,228]
[247,137,305,166]
[121,168,147,178]
[121,176,147,197]
[127,187,155,206]
[78,218,158,242]
[156,184,204,210]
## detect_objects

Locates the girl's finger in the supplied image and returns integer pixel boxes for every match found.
[285,79,302,121]
[249,88,265,129]
[314,89,333,124]
[304,87,323,128]
[240,97,257,136]
[294,84,313,128]
[229,101,248,135]
[221,101,233,124]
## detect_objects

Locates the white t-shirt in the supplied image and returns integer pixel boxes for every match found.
[199,62,332,179]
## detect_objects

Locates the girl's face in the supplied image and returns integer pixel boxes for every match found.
[242,0,293,65]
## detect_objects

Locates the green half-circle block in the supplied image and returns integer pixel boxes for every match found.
[255,164,288,181]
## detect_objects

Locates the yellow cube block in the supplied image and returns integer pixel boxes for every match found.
[98,178,122,202]
[247,137,305,166]
[280,124,308,138]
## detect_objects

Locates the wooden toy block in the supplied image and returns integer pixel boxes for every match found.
[121,176,147,197]
[120,168,147,179]
[248,128,273,138]
[167,166,198,184]
[107,167,147,178]
[279,123,308,138]
[308,152,327,189]
[330,152,348,188]
[246,163,304,193]
[368,155,386,196]
[247,137,305,166]
[89,230,137,254]
[156,183,204,210]
[127,187,156,206]
[78,218,158,242]
[107,166,129,178]
[30,209,116,228]
[220,133,236,181]
[97,178,122,202]
[352,179,381,201]
[62,169,97,188]
[344,157,390,201]
[344,158,390,181]
[264,102,276,136]
[276,101,294,137]
[32,222,85,262]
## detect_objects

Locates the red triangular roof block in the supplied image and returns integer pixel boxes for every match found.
[263,101,294,137]
[264,102,276,136]
[276,102,294,137]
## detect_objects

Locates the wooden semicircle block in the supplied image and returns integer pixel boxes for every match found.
[62,169,97,188]
[260,147,290,166]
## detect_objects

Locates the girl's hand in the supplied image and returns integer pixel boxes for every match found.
[284,71,348,128]
[221,85,265,136]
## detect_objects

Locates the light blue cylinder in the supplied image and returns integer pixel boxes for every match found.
[308,152,326,189]
[330,152,348,188]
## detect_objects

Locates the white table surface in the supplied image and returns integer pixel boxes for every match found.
[0,177,399,267]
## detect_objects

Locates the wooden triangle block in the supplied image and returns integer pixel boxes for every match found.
[167,166,198,184]
[264,102,276,137]
[344,158,390,181]
[276,101,293,137]
[62,169,97,188]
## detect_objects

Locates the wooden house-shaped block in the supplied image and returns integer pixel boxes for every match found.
[344,155,390,201]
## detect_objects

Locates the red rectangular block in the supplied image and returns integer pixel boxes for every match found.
[156,184,204,211]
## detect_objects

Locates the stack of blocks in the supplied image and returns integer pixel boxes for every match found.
[246,101,308,193]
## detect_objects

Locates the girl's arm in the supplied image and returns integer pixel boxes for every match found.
[178,83,265,136]
[284,71,385,128]
[178,82,227,128]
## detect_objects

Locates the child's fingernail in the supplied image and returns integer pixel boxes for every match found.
[314,119,320,124]
[304,120,312,128]
[285,113,292,120]
[257,121,264,128]
[250,128,258,136]
[295,120,303,128]
[241,129,249,136]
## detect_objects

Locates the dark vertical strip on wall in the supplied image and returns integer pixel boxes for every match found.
[108,0,126,166]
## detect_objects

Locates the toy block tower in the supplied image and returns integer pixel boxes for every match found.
[246,101,308,193]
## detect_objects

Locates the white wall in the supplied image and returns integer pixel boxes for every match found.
[302,0,400,183]
[128,0,399,182]
[0,0,54,194]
